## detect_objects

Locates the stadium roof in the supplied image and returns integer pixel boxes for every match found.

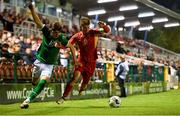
[70,0,180,30]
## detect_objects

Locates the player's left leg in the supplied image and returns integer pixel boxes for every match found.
[78,63,96,95]
[20,77,50,109]
[78,72,93,95]
[20,61,53,109]
[56,70,81,104]
[117,77,126,97]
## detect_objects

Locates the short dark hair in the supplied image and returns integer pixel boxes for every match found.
[52,22,62,32]
[2,43,9,48]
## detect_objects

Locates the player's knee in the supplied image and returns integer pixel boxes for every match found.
[41,76,50,83]
[69,71,81,86]
[71,74,80,83]
[70,78,78,86]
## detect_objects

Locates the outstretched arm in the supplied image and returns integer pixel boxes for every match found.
[66,33,81,66]
[28,2,43,29]
[98,21,111,33]
[89,21,111,34]
[93,21,111,48]
[66,42,77,65]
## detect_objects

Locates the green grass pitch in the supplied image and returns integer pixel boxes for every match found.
[0,89,180,115]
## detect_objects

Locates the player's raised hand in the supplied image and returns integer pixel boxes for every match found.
[98,21,106,28]
[98,21,111,33]
[24,0,33,9]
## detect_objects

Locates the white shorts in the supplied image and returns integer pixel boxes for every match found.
[32,59,54,79]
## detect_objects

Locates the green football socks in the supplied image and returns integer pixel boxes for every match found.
[29,79,46,102]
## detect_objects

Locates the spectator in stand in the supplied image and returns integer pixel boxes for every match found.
[0,43,12,62]
[15,13,23,25]
[8,43,22,61]
[22,47,34,64]
[1,13,15,32]
[20,38,32,54]
[126,49,133,56]
[116,43,127,54]
[147,46,154,61]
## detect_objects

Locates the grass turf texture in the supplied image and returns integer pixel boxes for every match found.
[0,89,180,115]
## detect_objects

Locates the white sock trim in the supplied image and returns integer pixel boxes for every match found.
[24,98,30,103]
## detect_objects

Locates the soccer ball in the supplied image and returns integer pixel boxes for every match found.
[109,96,121,108]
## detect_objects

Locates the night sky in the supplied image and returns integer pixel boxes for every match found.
[152,0,180,13]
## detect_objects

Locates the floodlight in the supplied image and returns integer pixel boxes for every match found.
[97,0,118,3]
[138,25,154,31]
[152,17,168,23]
[108,16,125,22]
[138,11,155,18]
[124,20,140,27]
[87,9,106,16]
[119,5,138,11]
[164,22,180,27]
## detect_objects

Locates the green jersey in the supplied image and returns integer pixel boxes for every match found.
[36,26,68,64]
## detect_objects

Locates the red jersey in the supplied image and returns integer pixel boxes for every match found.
[70,30,98,63]
[70,25,110,77]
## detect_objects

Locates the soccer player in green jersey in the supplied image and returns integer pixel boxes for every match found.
[20,1,77,109]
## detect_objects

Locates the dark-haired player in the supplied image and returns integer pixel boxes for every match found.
[20,1,77,109]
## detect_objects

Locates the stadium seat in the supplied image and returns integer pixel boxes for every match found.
[4,63,11,80]
[21,65,27,80]
[0,63,4,79]
[26,64,33,80]
[8,63,14,80]
[17,65,22,80]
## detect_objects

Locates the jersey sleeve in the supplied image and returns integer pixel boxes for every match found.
[89,25,110,34]
[70,32,83,45]
[59,34,68,46]
[41,25,51,40]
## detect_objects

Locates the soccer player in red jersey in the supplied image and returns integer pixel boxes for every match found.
[56,17,110,104]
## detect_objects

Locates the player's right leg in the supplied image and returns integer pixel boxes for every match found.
[78,64,95,95]
[20,60,53,109]
[20,78,48,109]
[20,60,42,109]
[56,70,81,104]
